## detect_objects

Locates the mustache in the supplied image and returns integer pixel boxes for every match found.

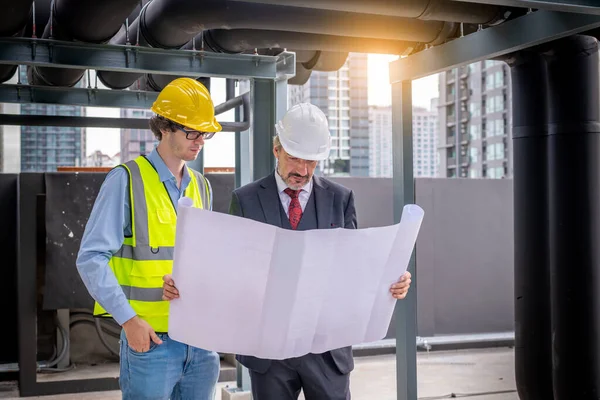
[288,173,308,179]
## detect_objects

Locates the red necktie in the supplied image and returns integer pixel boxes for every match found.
[284,188,302,230]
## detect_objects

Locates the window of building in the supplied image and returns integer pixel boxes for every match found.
[495,71,504,88]
[495,95,504,112]
[469,147,479,163]
[495,119,504,136]
[485,96,494,114]
[470,124,480,140]
[486,73,495,91]
[469,102,480,118]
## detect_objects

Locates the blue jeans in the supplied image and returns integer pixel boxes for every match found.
[119,330,220,400]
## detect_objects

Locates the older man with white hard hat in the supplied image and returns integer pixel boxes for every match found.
[163,102,411,399]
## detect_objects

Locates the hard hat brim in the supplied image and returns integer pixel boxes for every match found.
[279,135,330,161]
[185,119,222,133]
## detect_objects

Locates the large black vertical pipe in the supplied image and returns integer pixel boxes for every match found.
[545,34,600,399]
[507,50,554,400]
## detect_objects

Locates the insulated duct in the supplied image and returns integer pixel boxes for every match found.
[202,28,421,86]
[141,30,354,91]
[27,0,140,87]
[226,0,512,25]
[289,63,312,86]
[0,0,34,83]
[97,0,457,89]
[545,34,600,400]
[143,74,211,93]
[506,50,554,400]
[203,29,420,55]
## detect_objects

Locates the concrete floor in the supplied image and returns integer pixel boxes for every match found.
[0,347,518,400]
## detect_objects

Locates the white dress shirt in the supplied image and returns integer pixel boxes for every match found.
[274,171,313,217]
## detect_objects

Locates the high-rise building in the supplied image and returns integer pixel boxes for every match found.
[0,103,21,173]
[120,108,156,163]
[437,61,512,179]
[20,103,85,172]
[368,101,438,178]
[288,53,369,176]
[18,69,85,172]
[368,105,392,177]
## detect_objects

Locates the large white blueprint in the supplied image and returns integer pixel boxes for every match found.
[168,198,424,360]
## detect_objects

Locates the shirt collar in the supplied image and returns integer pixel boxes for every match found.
[274,169,313,195]
[146,146,191,187]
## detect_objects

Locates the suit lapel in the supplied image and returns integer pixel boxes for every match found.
[313,176,334,229]
[258,173,283,227]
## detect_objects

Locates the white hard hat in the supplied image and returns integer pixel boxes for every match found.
[275,103,331,161]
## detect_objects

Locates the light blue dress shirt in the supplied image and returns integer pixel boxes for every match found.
[76,146,193,326]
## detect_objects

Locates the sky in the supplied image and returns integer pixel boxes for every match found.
[84,54,440,166]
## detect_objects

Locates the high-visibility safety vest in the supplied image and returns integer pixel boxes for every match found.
[93,156,212,333]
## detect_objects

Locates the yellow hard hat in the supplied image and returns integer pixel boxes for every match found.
[151,77,222,132]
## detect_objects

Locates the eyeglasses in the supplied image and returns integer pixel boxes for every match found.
[179,128,216,141]
[156,116,217,140]
[172,122,216,140]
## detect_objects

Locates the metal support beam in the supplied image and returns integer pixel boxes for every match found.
[392,80,417,400]
[250,79,281,180]
[0,38,295,80]
[0,84,157,109]
[389,10,600,82]
[0,84,254,111]
[17,174,119,396]
[189,85,251,174]
[0,114,249,132]
[450,0,600,15]
[237,80,253,188]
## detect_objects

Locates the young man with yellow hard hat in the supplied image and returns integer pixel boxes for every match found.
[76,78,221,399]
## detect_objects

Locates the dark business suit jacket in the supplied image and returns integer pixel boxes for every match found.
[228,172,357,375]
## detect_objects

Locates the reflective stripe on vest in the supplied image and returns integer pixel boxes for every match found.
[93,156,212,332]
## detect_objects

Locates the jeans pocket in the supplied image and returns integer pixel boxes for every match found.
[127,340,159,355]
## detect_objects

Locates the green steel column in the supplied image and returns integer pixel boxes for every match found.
[250,78,288,180]
[392,80,417,400]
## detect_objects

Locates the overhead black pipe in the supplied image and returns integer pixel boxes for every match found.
[544,34,600,400]
[97,0,456,89]
[202,29,420,55]
[144,75,210,92]
[505,50,554,400]
[289,63,312,85]
[141,31,352,92]
[125,0,151,25]
[0,0,34,83]
[225,0,512,25]
[140,1,453,46]
[28,0,139,87]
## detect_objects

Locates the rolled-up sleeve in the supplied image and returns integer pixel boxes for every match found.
[76,167,136,326]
